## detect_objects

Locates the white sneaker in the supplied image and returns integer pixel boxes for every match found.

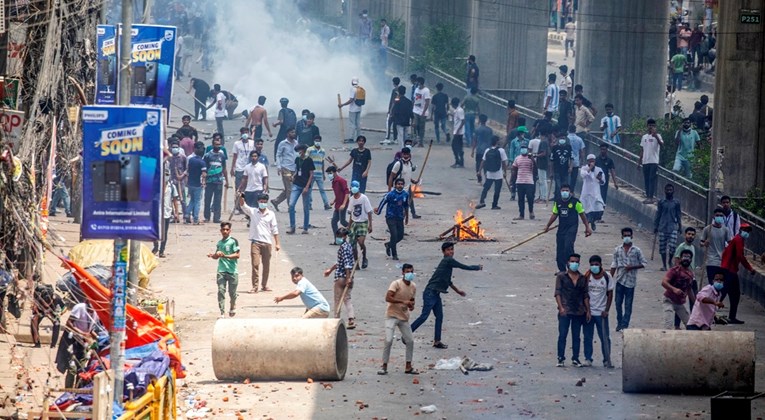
[583,360,592,367]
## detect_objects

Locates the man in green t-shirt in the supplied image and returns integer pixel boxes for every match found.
[672,118,700,178]
[461,87,481,148]
[208,222,240,318]
[670,52,687,91]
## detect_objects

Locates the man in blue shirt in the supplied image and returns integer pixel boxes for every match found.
[271,128,298,211]
[375,178,409,260]
[185,142,207,224]
[567,125,585,191]
[275,267,331,318]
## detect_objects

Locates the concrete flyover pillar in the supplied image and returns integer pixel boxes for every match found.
[468,0,548,107]
[622,329,755,394]
[211,318,348,381]
[712,0,765,196]
[575,0,669,124]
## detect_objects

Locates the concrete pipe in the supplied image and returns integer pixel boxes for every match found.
[622,329,755,394]
[212,318,348,381]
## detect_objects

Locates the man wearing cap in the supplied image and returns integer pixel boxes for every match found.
[339,78,364,142]
[720,223,757,324]
[273,98,297,160]
[347,180,373,269]
[240,193,280,293]
[579,154,606,231]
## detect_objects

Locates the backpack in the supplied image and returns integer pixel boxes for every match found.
[281,108,297,130]
[386,158,403,184]
[484,148,502,172]
[354,86,366,106]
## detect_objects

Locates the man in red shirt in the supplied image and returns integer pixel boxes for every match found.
[326,166,349,245]
[720,223,757,324]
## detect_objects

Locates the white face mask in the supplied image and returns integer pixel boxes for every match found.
[314,142,321,148]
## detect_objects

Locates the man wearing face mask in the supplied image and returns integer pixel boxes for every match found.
[296,112,320,147]
[185,141,207,225]
[654,184,683,271]
[240,193,280,293]
[639,119,663,204]
[231,128,254,213]
[554,253,590,367]
[288,144,315,235]
[544,184,592,273]
[672,227,700,329]
[271,128,298,211]
[378,264,418,375]
[326,166,349,245]
[611,227,647,332]
[323,227,357,329]
[701,208,733,285]
[511,143,536,220]
[239,150,268,208]
[672,118,700,178]
[347,180,373,269]
[375,178,409,261]
[168,138,188,221]
[388,147,420,219]
[550,132,572,201]
[579,154,605,231]
[719,195,741,236]
[719,223,757,324]
[202,137,229,223]
[583,255,614,368]
[307,135,331,210]
[686,272,726,330]
[661,249,696,329]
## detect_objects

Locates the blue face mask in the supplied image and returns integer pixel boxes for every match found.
[404,272,415,281]
[351,187,360,194]
[623,236,632,245]
[520,148,529,155]
[741,231,750,239]
[258,202,268,210]
[713,282,724,291]
[714,216,724,225]
[568,262,579,272]
[561,191,571,200]
[590,266,601,275]
[335,237,345,245]
[558,140,566,145]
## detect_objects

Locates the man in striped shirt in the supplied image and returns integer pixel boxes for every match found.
[543,73,560,113]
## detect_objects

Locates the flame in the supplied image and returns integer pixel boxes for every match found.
[453,209,485,240]
[411,184,425,198]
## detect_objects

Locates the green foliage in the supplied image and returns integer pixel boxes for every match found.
[416,23,470,78]
[737,188,765,220]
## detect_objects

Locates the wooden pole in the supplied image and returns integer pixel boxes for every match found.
[337,94,346,142]
[335,260,359,318]
[500,224,558,254]
[414,140,433,184]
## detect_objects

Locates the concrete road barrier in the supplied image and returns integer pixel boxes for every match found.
[622,329,755,394]
[212,318,348,381]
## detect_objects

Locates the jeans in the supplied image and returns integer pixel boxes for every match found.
[244,190,262,207]
[565,39,575,57]
[311,172,330,207]
[253,125,263,140]
[288,184,311,230]
[186,186,203,222]
[672,72,684,91]
[216,272,238,314]
[479,179,503,207]
[451,134,464,166]
[557,314,584,361]
[413,114,426,143]
[673,156,692,178]
[410,289,444,342]
[721,270,742,320]
[642,163,658,199]
[204,183,223,222]
[50,184,71,216]
[331,209,348,239]
[553,170,568,200]
[615,283,635,330]
[396,125,409,147]
[537,169,548,200]
[555,225,578,273]
[569,167,580,193]
[600,182,610,205]
[434,115,448,142]
[194,96,207,120]
[385,217,405,258]
[352,171,368,193]
[216,116,225,139]
[152,217,172,254]
[348,111,361,140]
[383,317,414,364]
[386,114,394,139]
[583,315,611,363]
[516,183,535,217]
[464,113,476,146]
[250,241,272,289]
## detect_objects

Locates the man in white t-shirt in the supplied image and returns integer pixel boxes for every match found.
[638,118,664,203]
[582,255,614,368]
[450,97,466,168]
[211,84,227,138]
[231,128,254,212]
[348,180,373,269]
[339,78,364,142]
[239,150,269,207]
[543,74,560,113]
[564,18,576,58]
[412,77,431,147]
[388,147,421,219]
[558,65,573,97]
[475,136,508,210]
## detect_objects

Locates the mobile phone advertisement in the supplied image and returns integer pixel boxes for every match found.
[95,25,119,105]
[81,106,163,241]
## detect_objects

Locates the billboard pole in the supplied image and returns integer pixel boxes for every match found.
[111,0,133,407]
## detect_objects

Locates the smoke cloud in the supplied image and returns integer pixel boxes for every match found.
[210,0,388,120]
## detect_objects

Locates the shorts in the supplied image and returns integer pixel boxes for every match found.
[349,221,368,243]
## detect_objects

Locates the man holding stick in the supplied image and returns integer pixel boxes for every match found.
[544,184,592,273]
[324,227,357,329]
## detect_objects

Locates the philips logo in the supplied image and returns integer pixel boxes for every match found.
[97,27,106,35]
[83,110,109,122]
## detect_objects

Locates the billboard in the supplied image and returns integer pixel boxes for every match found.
[81,105,163,241]
[95,24,119,105]
[0,109,24,151]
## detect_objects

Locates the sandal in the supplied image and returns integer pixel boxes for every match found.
[249,288,259,294]
[229,311,236,317]
[377,369,388,375]
[346,319,356,329]
[261,287,272,292]
[404,369,420,375]
[433,342,448,349]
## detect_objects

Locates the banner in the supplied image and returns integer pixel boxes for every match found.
[128,24,176,112]
[1,77,21,109]
[0,109,24,150]
[6,22,27,77]
[95,24,119,105]
[81,105,163,241]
